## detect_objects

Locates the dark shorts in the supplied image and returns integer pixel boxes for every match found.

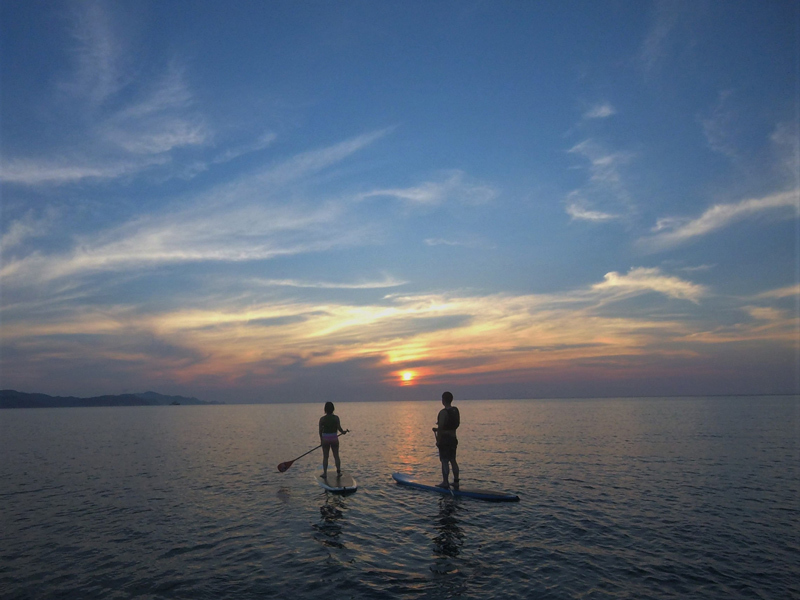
[437,436,458,462]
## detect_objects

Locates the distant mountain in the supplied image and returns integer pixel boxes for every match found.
[0,390,222,409]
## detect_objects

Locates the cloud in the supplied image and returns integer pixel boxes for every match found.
[566,200,621,222]
[0,203,348,284]
[701,90,740,160]
[250,275,407,289]
[640,190,799,251]
[745,306,787,322]
[212,132,277,164]
[756,284,800,300]
[583,103,616,120]
[103,117,208,155]
[0,209,58,255]
[359,170,497,206]
[7,256,796,398]
[0,267,718,393]
[591,267,707,303]
[771,120,800,181]
[568,140,632,187]
[0,156,170,186]
[0,131,391,286]
[257,128,393,189]
[62,1,128,105]
[565,140,635,222]
[1,4,210,187]
[100,61,209,155]
[424,238,485,248]
[677,264,715,273]
[639,0,700,74]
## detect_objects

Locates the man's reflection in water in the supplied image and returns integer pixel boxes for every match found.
[432,496,464,558]
[430,495,466,572]
[429,496,468,597]
[314,494,346,549]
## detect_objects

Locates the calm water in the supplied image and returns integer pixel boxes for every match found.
[1,397,798,600]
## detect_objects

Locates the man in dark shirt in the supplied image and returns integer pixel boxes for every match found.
[432,391,460,488]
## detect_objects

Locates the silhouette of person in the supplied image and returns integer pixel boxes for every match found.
[319,401,346,479]
[432,391,460,488]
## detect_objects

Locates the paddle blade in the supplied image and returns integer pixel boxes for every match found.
[277,460,293,473]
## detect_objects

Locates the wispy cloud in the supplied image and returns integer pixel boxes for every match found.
[565,139,634,222]
[100,61,209,155]
[591,267,707,303]
[359,170,497,206]
[756,284,800,300]
[675,264,715,273]
[569,140,631,187]
[0,201,347,284]
[0,209,58,255]
[250,275,407,289]
[583,103,616,120]
[1,3,209,187]
[745,306,787,322]
[424,238,487,248]
[701,90,740,160]
[0,131,392,286]
[256,128,393,189]
[212,132,277,164]
[640,190,799,251]
[565,199,621,222]
[771,120,800,182]
[0,156,170,186]
[639,0,700,74]
[61,0,128,106]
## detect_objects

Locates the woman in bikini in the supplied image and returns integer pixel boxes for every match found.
[319,401,347,479]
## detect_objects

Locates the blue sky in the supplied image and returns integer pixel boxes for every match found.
[1,1,798,403]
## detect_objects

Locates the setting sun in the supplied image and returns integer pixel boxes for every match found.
[401,371,415,385]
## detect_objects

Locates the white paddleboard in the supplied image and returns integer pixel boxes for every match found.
[315,471,358,493]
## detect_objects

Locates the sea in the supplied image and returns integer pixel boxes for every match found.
[1,396,798,600]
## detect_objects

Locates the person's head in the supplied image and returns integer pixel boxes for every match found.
[441,391,453,406]
[324,401,335,415]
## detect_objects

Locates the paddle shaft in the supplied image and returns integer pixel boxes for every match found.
[277,430,348,472]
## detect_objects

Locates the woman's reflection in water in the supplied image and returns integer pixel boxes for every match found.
[314,494,347,549]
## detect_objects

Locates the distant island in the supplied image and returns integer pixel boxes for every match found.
[0,390,223,409]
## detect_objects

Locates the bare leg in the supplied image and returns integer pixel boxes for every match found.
[332,445,341,475]
[451,459,459,483]
[440,459,450,487]
[322,444,330,477]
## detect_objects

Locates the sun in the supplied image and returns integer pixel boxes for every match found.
[400,371,415,385]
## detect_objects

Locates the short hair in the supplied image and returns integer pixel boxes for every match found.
[442,391,453,403]
[324,401,335,414]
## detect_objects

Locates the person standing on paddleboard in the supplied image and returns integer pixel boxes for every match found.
[319,401,347,479]
[433,391,460,489]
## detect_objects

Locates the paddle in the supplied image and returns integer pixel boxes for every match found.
[277,430,349,473]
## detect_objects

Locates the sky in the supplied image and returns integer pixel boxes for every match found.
[1,1,798,404]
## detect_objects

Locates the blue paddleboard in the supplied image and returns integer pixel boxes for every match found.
[392,472,519,502]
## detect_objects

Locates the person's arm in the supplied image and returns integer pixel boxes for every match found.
[336,415,344,434]
[319,416,325,442]
[433,409,444,432]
